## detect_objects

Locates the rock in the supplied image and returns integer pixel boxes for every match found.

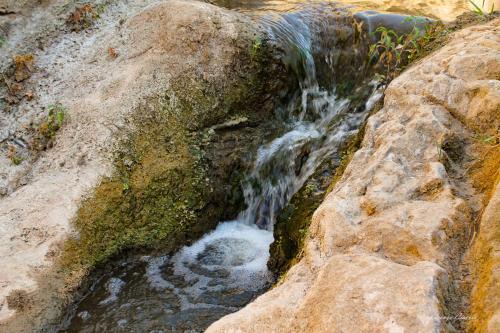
[0,0,290,331]
[354,11,434,42]
[208,18,500,333]
[469,181,500,333]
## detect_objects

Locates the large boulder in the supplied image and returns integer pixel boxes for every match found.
[208,18,500,333]
[0,0,290,331]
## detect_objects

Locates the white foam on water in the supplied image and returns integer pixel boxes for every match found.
[141,221,273,311]
[99,277,126,305]
[181,222,272,306]
[144,255,176,290]
[177,221,273,270]
[117,318,128,328]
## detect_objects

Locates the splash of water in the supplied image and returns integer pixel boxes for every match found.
[62,5,382,332]
[139,3,382,321]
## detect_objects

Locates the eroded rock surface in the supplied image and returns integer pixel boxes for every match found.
[469,179,500,332]
[208,18,500,333]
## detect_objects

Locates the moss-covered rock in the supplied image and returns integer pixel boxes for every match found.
[61,13,293,272]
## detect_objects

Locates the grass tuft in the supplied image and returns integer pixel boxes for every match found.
[469,0,495,16]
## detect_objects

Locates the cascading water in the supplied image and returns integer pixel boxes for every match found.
[60,4,382,332]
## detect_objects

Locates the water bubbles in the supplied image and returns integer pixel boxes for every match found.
[144,256,175,290]
[196,238,258,266]
[77,311,91,321]
[170,221,274,297]
[116,319,128,328]
[99,277,125,305]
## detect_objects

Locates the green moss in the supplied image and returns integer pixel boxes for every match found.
[62,102,213,269]
[60,30,291,273]
[10,155,23,165]
[268,176,324,274]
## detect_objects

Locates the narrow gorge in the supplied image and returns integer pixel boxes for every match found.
[0,1,498,333]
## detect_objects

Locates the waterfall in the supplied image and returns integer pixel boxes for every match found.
[144,2,382,320]
[62,4,382,332]
[239,6,377,229]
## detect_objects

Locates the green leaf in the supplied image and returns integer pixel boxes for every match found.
[56,110,65,127]
[469,0,485,15]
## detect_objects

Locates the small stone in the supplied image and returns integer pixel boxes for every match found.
[77,311,91,321]
[117,319,127,328]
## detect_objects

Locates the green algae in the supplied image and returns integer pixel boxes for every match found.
[60,34,291,272]
[62,101,215,269]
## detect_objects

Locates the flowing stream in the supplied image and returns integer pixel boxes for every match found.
[60,3,383,332]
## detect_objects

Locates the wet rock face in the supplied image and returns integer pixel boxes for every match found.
[64,1,293,269]
[207,18,500,333]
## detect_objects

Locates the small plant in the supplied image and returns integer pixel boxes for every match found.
[469,0,495,16]
[7,145,23,165]
[368,27,405,78]
[39,104,66,139]
[368,18,445,81]
[250,37,262,60]
[6,289,32,311]
[11,155,23,165]
[67,4,97,31]
[474,134,500,146]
